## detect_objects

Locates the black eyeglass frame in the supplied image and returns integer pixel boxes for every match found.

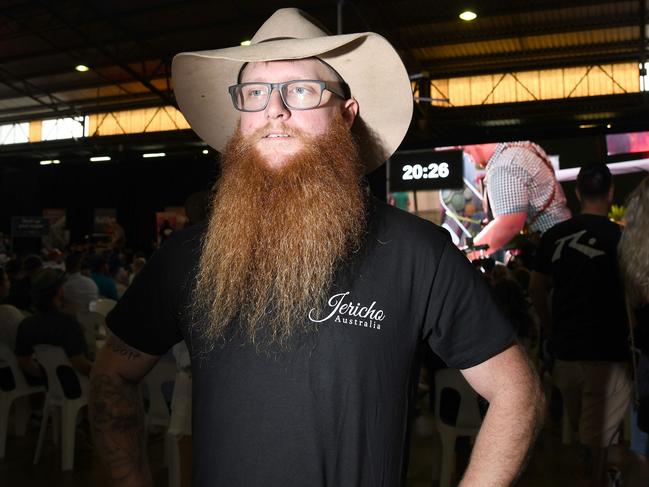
[227,79,349,112]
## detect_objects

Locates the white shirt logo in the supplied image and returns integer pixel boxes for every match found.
[552,230,605,262]
[308,291,385,331]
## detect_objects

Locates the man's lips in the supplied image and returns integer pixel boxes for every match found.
[262,133,292,139]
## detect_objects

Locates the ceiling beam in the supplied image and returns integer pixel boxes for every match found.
[390,14,639,50]
[36,0,174,107]
[414,40,642,78]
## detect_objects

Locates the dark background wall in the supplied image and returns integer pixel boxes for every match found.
[1,132,647,254]
[1,155,218,253]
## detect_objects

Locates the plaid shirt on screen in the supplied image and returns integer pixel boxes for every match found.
[485,141,571,233]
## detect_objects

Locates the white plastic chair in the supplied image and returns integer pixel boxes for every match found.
[165,369,192,487]
[75,311,106,359]
[0,343,45,458]
[142,359,176,432]
[32,345,89,471]
[434,368,483,487]
[89,298,117,317]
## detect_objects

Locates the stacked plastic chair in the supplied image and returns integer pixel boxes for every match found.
[434,368,483,487]
[32,345,89,471]
[0,342,45,459]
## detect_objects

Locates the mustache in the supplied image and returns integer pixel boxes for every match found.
[245,123,308,141]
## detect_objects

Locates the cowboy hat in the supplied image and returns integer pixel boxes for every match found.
[172,8,413,173]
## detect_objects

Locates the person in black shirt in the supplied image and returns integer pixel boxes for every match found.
[89,9,543,487]
[530,164,631,486]
[15,268,93,380]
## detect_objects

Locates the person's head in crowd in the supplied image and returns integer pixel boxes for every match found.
[46,248,64,264]
[0,267,10,301]
[4,258,21,281]
[80,256,93,277]
[576,163,613,208]
[65,251,84,274]
[489,264,511,284]
[90,255,109,276]
[462,143,500,168]
[30,268,66,313]
[512,267,531,292]
[619,176,649,307]
[490,276,532,339]
[185,190,210,226]
[131,257,146,276]
[22,254,43,277]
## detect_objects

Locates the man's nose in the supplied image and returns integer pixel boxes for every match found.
[265,89,290,120]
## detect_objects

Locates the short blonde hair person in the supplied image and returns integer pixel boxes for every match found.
[619,176,649,306]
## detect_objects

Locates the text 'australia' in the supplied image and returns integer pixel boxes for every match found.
[308,291,385,331]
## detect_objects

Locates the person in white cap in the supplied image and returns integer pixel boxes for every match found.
[89,9,543,487]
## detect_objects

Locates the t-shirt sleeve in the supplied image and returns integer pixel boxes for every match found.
[422,240,516,369]
[106,234,191,355]
[488,164,530,216]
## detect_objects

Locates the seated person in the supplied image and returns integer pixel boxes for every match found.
[89,255,119,300]
[6,254,43,312]
[14,268,93,382]
[0,266,25,349]
[63,252,99,313]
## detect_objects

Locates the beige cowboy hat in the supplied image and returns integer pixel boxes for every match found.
[172,8,413,173]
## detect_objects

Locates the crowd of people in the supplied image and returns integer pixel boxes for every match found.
[0,244,148,381]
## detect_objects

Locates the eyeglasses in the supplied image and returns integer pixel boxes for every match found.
[228,80,348,112]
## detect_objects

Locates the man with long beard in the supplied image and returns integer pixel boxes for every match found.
[89,8,543,487]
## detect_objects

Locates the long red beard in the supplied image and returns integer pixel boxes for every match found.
[193,116,368,347]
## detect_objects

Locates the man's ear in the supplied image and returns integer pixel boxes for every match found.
[341,98,359,129]
[575,187,582,203]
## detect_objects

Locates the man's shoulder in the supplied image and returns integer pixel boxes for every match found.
[65,273,97,289]
[370,198,451,248]
[546,214,619,237]
[157,223,205,257]
[0,303,24,321]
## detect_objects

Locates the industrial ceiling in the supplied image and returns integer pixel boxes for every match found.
[1,0,648,160]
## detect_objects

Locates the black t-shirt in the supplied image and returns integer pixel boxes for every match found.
[14,310,88,358]
[534,213,628,361]
[108,198,515,487]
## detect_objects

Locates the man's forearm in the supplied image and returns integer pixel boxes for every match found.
[89,372,152,487]
[460,348,545,486]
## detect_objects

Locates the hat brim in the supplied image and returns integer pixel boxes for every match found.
[172,33,413,173]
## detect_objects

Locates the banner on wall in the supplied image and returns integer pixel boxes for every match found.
[11,216,50,238]
[42,208,69,249]
[94,208,117,236]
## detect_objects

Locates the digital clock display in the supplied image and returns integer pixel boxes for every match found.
[389,149,464,191]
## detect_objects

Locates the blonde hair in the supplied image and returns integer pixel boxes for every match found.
[619,176,649,306]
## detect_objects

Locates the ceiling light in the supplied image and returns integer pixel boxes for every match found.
[606,123,612,129]
[142,152,166,158]
[241,40,251,46]
[459,11,477,21]
[202,149,209,155]
[75,64,90,72]
[90,156,111,162]
[40,159,60,165]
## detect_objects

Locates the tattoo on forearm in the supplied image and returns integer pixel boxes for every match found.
[107,336,142,361]
[89,373,151,485]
